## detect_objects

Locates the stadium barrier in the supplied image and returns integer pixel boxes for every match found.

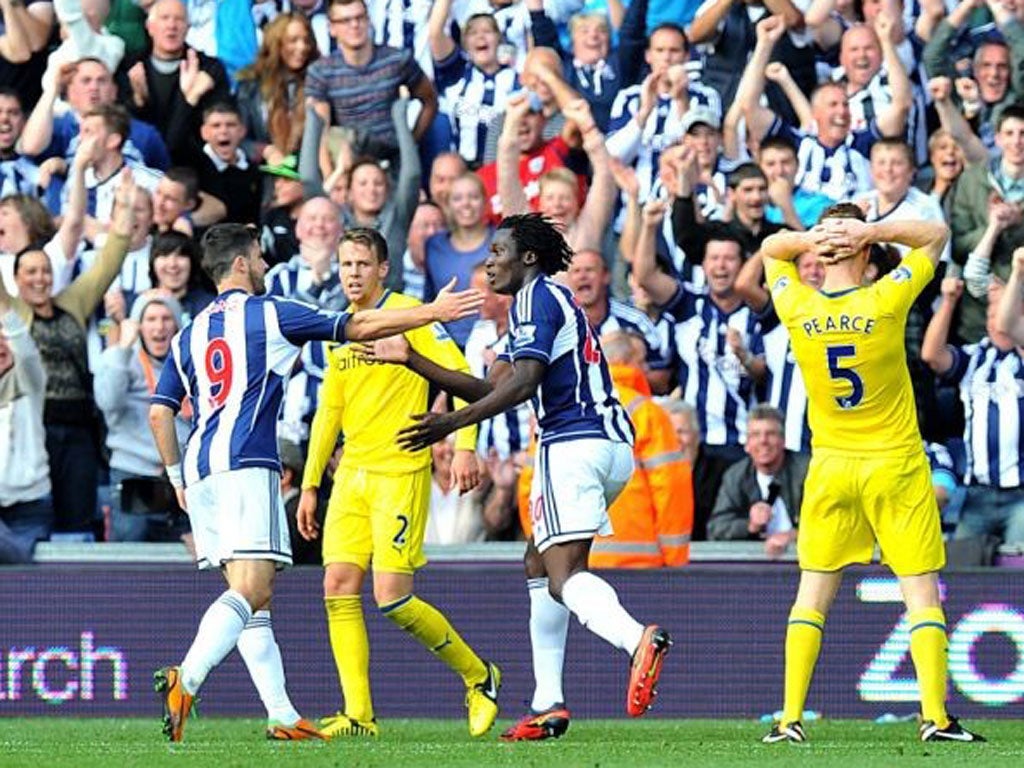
[3,549,1024,720]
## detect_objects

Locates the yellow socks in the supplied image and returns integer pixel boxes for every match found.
[325,595,374,723]
[782,607,826,726]
[380,594,487,686]
[908,607,950,728]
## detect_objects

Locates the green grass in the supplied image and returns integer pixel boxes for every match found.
[1,718,1022,768]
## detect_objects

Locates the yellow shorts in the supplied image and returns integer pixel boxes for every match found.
[322,464,430,574]
[798,452,945,576]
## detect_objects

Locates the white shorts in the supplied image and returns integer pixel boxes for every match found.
[184,467,291,570]
[529,439,634,553]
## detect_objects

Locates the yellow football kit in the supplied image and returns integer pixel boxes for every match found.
[765,249,944,575]
[302,290,477,574]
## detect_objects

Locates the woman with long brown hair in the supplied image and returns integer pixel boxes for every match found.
[236,12,320,168]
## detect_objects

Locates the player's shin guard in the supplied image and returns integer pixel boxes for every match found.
[325,595,374,723]
[560,571,645,654]
[528,578,570,711]
[782,607,825,727]
[236,610,301,725]
[181,589,253,694]
[908,607,950,729]
[380,594,488,685]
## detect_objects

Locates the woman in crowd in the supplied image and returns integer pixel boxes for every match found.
[236,11,319,168]
[333,99,421,289]
[423,172,493,348]
[148,231,215,325]
[0,173,137,539]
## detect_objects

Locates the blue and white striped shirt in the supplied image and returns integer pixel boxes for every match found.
[759,306,810,453]
[663,281,763,448]
[765,116,876,203]
[592,297,673,371]
[153,290,351,485]
[435,50,518,168]
[943,339,1024,489]
[498,275,633,446]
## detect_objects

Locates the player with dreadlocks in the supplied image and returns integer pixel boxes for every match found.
[358,212,672,738]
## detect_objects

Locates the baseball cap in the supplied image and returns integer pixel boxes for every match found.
[681,106,721,134]
[259,154,302,181]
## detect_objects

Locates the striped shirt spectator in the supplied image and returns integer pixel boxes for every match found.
[305,43,427,153]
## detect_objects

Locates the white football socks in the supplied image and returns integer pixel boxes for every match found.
[181,589,252,695]
[528,577,570,711]
[560,571,645,656]
[236,610,301,725]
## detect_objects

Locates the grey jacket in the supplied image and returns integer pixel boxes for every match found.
[707,452,810,541]
[94,345,189,477]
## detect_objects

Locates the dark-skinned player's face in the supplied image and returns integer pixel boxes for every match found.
[486,229,530,296]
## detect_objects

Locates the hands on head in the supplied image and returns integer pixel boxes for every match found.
[806,218,872,265]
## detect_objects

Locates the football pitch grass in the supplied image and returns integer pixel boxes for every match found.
[2,718,1023,768]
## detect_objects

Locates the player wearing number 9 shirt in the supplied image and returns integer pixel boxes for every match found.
[147,223,483,743]
[759,205,983,744]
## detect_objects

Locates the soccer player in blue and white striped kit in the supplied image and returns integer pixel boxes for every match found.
[148,223,483,742]
[363,213,671,736]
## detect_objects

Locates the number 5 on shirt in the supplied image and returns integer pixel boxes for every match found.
[827,344,863,409]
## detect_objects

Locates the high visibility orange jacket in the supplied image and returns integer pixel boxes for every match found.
[516,364,693,568]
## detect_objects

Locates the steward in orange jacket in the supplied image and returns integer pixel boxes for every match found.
[515,361,693,567]
[589,362,693,567]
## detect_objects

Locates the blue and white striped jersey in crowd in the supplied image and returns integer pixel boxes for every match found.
[57,160,162,222]
[607,85,721,206]
[464,319,532,459]
[0,156,40,197]
[765,116,876,203]
[758,306,810,454]
[153,290,351,485]
[592,297,673,371]
[435,51,518,167]
[942,339,1024,489]
[266,253,347,449]
[278,340,330,448]
[662,282,763,448]
[840,69,928,164]
[859,186,951,263]
[401,249,426,301]
[453,0,583,70]
[371,0,436,77]
[265,253,347,311]
[497,275,633,446]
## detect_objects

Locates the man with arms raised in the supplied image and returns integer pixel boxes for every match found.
[758,207,982,744]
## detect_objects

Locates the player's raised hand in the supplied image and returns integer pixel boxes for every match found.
[816,217,871,261]
[352,334,410,364]
[296,488,321,541]
[940,276,964,303]
[641,198,667,227]
[431,277,484,322]
[397,411,458,452]
[928,76,952,102]
[451,449,481,494]
[755,15,786,46]
[765,62,790,84]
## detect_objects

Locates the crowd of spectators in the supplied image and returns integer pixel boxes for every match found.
[0,0,1022,567]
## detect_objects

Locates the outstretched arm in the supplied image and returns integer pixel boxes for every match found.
[874,12,912,138]
[921,277,961,375]
[344,279,483,340]
[735,16,787,145]
[397,359,546,451]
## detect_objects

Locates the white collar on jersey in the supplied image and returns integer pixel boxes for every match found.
[203,144,250,172]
